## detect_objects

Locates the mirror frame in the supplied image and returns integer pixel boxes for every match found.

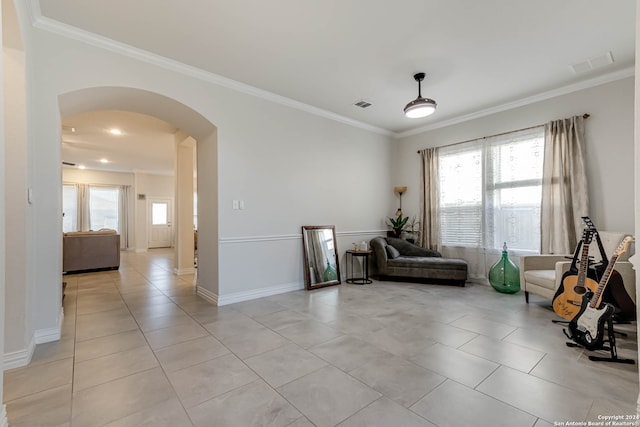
[301,225,341,290]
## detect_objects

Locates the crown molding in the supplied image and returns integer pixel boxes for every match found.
[26,1,635,141]
[27,3,393,137]
[395,66,635,139]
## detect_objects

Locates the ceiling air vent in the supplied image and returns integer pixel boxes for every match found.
[354,100,373,109]
[569,51,614,74]
[62,161,76,166]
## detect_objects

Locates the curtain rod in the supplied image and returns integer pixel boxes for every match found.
[417,113,590,153]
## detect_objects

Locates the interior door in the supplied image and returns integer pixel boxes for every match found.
[148,199,172,248]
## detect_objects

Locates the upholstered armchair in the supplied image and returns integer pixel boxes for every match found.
[520,231,635,304]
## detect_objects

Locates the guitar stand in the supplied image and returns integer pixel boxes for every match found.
[564,316,635,364]
[555,318,628,337]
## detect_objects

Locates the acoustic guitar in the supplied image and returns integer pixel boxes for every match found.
[552,228,598,320]
[568,236,633,351]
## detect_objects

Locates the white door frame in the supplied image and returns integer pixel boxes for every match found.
[147,197,173,248]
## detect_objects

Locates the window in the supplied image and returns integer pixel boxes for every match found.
[193,192,198,230]
[62,184,78,232]
[438,127,544,252]
[89,186,120,231]
[151,202,168,225]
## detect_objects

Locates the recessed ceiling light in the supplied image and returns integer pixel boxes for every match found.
[78,165,86,169]
[99,158,109,164]
[109,128,122,135]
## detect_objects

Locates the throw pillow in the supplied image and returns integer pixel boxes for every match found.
[386,245,401,259]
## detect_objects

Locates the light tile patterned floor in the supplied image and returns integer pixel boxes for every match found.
[3,248,638,426]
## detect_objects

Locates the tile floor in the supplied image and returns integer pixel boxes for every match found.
[3,249,639,426]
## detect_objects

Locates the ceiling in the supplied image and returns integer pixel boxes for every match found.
[47,0,635,174]
[62,110,177,174]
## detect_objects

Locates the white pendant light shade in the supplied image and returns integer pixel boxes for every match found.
[404,97,437,118]
[404,72,437,118]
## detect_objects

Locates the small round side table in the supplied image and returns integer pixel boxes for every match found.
[345,250,373,285]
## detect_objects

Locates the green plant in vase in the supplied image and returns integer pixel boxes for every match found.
[387,214,409,238]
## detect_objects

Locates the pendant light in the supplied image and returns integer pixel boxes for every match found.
[404,72,437,118]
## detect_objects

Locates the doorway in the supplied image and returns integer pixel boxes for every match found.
[148,198,173,248]
[58,86,220,304]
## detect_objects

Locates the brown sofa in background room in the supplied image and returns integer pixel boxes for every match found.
[63,229,120,273]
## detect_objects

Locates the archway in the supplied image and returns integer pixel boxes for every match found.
[58,87,219,302]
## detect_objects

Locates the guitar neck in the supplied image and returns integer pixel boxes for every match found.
[576,243,590,283]
[589,254,619,308]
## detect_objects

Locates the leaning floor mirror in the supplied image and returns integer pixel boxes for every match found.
[301,225,341,290]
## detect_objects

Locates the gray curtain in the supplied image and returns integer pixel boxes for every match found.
[540,115,589,254]
[418,147,440,250]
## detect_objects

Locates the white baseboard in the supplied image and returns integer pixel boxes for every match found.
[135,248,148,253]
[34,307,64,344]
[0,405,7,427]
[4,334,36,370]
[196,286,218,306]
[218,282,303,306]
[174,267,195,276]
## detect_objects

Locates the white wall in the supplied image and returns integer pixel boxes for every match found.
[63,168,134,186]
[393,77,635,235]
[136,173,173,199]
[174,134,195,274]
[3,9,28,360]
[0,1,7,421]
[23,21,392,322]
[217,108,392,301]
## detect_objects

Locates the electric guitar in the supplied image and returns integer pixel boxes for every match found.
[568,236,633,351]
[552,228,598,320]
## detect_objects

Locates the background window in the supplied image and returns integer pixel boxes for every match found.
[89,186,119,231]
[151,202,168,225]
[62,184,78,232]
[438,127,544,252]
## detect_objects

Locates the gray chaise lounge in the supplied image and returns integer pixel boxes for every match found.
[370,237,467,286]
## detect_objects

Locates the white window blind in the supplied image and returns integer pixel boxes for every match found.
[438,126,544,252]
[439,146,483,246]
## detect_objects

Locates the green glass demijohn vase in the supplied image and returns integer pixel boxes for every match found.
[488,242,520,294]
[323,260,338,282]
